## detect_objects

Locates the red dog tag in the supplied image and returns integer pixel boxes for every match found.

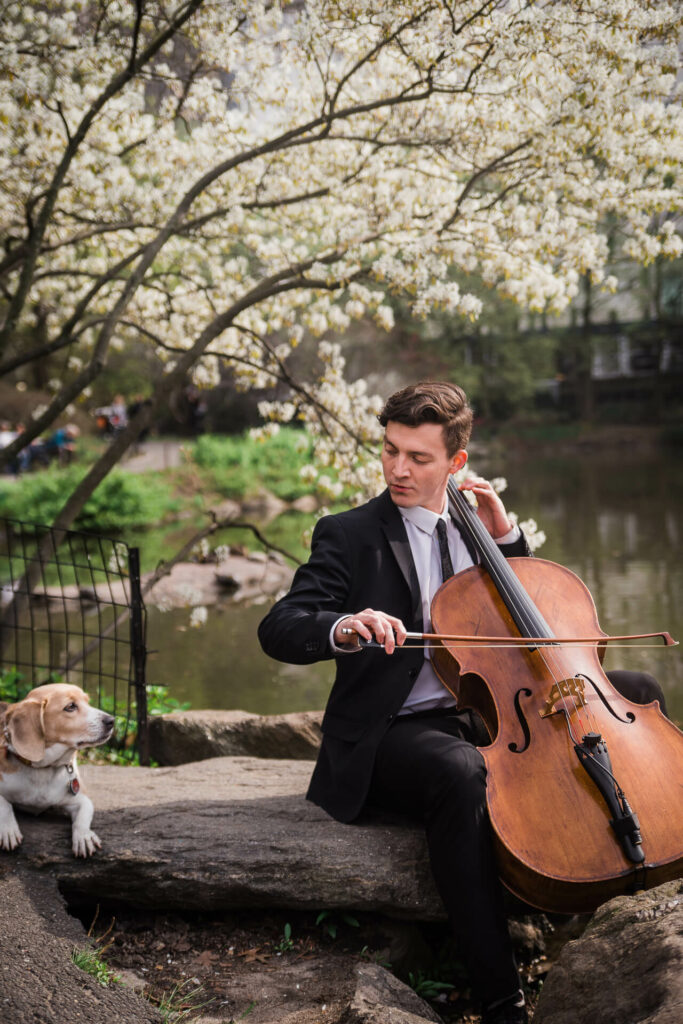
[69,778,80,795]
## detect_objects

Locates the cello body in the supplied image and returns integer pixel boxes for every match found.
[431,556,683,914]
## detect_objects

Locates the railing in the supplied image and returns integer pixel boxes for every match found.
[0,518,148,763]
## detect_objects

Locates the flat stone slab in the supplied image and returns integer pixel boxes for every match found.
[11,757,444,920]
[148,709,323,764]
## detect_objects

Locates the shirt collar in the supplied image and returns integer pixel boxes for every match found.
[400,500,449,536]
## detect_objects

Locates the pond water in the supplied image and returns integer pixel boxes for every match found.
[145,444,683,723]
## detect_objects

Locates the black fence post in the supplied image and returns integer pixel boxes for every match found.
[128,546,149,765]
[1,518,148,761]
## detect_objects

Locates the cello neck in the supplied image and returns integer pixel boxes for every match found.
[447,478,553,641]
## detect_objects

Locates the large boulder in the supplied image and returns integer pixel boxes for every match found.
[13,756,444,920]
[142,554,293,608]
[533,879,683,1024]
[0,866,161,1024]
[39,551,293,609]
[148,710,323,765]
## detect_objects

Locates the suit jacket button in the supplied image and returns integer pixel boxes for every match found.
[387,713,395,723]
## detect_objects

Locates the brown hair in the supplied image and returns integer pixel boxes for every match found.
[378,381,473,456]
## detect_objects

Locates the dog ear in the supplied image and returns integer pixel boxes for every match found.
[5,699,46,762]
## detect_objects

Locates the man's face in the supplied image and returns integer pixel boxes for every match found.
[381,420,467,513]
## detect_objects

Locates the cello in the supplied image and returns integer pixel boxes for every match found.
[423,478,683,914]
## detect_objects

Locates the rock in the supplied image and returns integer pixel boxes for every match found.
[346,963,444,1023]
[240,490,288,521]
[13,757,445,920]
[290,494,319,513]
[37,554,293,610]
[0,865,161,1024]
[148,709,323,764]
[208,498,241,521]
[143,556,292,608]
[508,917,546,956]
[188,959,441,1024]
[214,570,240,592]
[533,879,683,1024]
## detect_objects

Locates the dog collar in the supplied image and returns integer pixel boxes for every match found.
[65,762,80,796]
[1,740,80,791]
[2,743,33,768]
[1,725,30,764]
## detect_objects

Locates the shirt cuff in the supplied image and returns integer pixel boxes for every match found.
[495,523,521,545]
[329,615,363,654]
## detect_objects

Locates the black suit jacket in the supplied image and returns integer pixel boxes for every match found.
[257,488,530,823]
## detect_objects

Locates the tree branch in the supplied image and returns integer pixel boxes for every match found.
[0,0,206,355]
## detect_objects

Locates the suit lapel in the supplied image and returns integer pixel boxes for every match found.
[377,490,422,627]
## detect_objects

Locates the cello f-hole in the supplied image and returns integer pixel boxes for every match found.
[578,673,637,724]
[508,688,533,753]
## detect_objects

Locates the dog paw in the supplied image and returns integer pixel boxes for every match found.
[72,828,102,857]
[0,824,23,851]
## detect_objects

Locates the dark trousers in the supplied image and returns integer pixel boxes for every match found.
[366,670,667,1007]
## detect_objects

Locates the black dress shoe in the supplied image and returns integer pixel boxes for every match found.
[481,996,528,1024]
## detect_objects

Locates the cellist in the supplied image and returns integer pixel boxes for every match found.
[257,380,667,1024]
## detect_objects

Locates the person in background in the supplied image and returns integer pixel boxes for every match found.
[2,423,41,473]
[109,395,128,434]
[0,422,18,474]
[184,384,208,435]
[45,424,80,466]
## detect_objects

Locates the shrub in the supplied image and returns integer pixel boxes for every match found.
[0,467,177,531]
[190,428,320,501]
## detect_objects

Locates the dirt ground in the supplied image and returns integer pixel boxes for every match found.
[80,904,575,1024]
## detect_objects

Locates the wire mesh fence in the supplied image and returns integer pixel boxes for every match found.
[0,517,148,762]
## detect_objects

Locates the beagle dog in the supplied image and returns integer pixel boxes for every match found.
[0,683,115,857]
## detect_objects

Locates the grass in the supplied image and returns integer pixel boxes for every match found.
[146,979,216,1022]
[71,945,120,987]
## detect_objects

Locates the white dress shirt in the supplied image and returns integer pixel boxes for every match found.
[398,503,472,713]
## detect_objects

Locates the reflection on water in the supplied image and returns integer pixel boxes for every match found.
[146,447,683,723]
[499,445,683,722]
[146,600,334,716]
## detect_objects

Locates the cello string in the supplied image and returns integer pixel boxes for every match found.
[443,479,635,739]
[447,481,552,637]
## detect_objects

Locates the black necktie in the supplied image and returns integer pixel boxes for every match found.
[435,518,454,582]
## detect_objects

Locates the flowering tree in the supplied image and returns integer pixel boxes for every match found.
[1,0,682,532]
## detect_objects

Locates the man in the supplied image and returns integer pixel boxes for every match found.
[258,381,665,1024]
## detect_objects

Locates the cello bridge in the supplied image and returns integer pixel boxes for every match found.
[539,677,587,719]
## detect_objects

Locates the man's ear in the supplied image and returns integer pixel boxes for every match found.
[449,449,468,474]
[5,699,46,762]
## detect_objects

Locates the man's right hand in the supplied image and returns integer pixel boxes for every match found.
[334,609,407,654]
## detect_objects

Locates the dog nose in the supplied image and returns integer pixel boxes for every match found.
[103,714,115,729]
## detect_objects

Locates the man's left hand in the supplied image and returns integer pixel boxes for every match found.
[458,476,512,540]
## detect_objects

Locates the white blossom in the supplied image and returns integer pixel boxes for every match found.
[1,0,681,535]
[189,606,208,629]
